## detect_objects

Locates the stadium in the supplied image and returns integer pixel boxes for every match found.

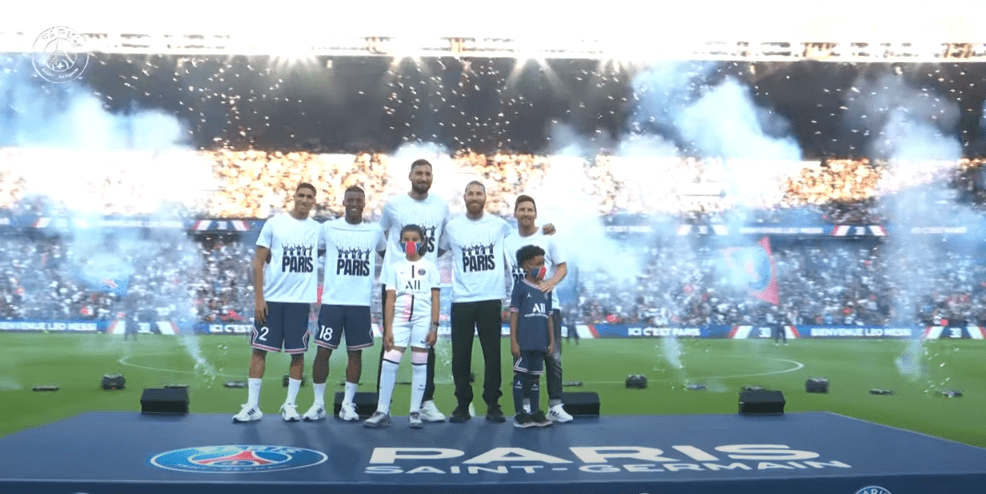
[1,2,985,493]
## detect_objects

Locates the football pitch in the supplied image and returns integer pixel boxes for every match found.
[1,333,983,447]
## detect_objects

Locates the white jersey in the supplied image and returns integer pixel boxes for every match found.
[256,213,320,303]
[505,229,567,304]
[379,193,450,287]
[439,214,512,303]
[320,219,386,307]
[386,257,440,322]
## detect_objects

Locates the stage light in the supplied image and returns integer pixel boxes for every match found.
[625,375,647,389]
[739,388,785,415]
[101,374,125,391]
[870,389,894,395]
[805,377,829,393]
[140,387,189,415]
[224,381,246,388]
[32,385,59,392]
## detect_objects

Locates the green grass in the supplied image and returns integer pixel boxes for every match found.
[1,334,983,448]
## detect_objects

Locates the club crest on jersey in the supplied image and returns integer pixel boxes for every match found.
[418,268,426,275]
[150,445,326,473]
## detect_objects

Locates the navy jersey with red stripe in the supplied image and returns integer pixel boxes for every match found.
[509,279,552,352]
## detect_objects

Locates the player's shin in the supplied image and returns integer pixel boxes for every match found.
[526,374,540,413]
[410,351,428,413]
[377,350,403,414]
[513,373,526,414]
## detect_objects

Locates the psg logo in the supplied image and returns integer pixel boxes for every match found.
[746,247,772,291]
[854,487,892,494]
[150,445,327,473]
[418,268,426,275]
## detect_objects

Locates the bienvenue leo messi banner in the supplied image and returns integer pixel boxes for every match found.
[583,324,986,340]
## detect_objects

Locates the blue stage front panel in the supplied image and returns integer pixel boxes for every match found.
[0,411,983,494]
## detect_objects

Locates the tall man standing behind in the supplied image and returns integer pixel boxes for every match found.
[505,195,573,423]
[440,181,512,423]
[303,186,387,421]
[378,159,450,422]
[234,183,320,423]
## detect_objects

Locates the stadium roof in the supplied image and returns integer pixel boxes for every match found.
[3,0,985,61]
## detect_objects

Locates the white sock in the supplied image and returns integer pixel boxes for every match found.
[410,363,427,413]
[377,360,399,414]
[247,378,262,408]
[343,381,359,405]
[313,383,326,406]
[285,378,301,405]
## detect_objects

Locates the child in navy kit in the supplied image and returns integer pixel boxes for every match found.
[509,245,555,428]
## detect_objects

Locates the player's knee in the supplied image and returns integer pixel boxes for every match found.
[348,350,363,361]
[384,349,404,363]
[410,351,428,365]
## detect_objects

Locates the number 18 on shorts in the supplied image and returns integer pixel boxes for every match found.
[315,305,374,350]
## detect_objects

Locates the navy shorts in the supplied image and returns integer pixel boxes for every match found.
[252,301,311,354]
[514,351,546,375]
[315,305,373,350]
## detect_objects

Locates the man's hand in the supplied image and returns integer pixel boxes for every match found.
[541,223,556,236]
[383,331,395,352]
[539,279,557,294]
[254,299,268,325]
[511,340,521,359]
[547,342,554,356]
[426,328,438,347]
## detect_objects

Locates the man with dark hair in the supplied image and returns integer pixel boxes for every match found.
[440,180,512,423]
[234,183,320,423]
[378,159,450,422]
[302,186,387,421]
[505,195,572,422]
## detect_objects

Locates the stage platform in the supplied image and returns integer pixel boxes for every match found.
[1,411,984,494]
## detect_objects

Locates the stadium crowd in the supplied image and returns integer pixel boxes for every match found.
[3,148,986,327]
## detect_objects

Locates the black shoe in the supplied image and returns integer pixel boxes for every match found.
[530,410,552,427]
[449,407,471,423]
[513,412,535,428]
[486,405,506,423]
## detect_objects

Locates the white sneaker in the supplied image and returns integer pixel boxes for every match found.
[232,404,263,423]
[468,402,475,417]
[419,400,446,422]
[280,403,301,422]
[338,402,359,421]
[363,411,390,428]
[408,411,423,429]
[302,404,326,421]
[548,404,574,423]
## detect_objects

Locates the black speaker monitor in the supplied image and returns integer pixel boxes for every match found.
[141,387,189,415]
[739,389,785,415]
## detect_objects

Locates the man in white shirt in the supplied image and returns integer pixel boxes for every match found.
[439,181,512,424]
[376,159,450,422]
[504,195,573,423]
[302,186,387,422]
[233,183,320,423]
